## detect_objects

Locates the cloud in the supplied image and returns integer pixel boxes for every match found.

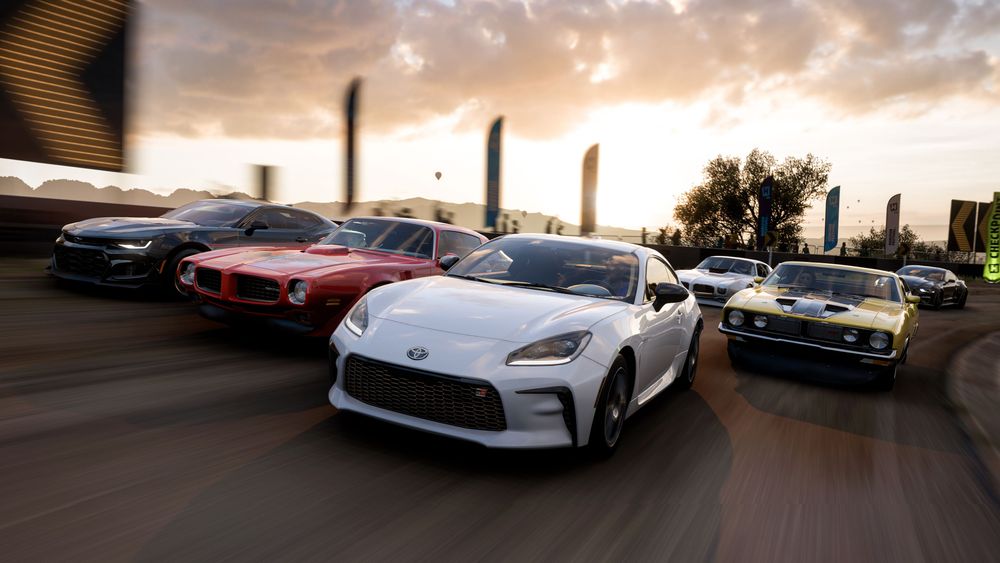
[133,0,1000,139]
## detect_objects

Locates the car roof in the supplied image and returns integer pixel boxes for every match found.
[495,233,648,253]
[197,198,265,208]
[342,216,486,237]
[779,260,899,277]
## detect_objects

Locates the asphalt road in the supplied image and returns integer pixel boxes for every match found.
[2,258,1000,562]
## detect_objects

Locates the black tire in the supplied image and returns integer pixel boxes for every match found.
[675,326,702,390]
[956,290,967,309]
[873,362,897,391]
[727,340,744,368]
[588,355,631,458]
[931,290,943,310]
[165,248,202,299]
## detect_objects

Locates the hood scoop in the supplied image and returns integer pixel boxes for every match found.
[305,245,350,256]
[776,295,855,318]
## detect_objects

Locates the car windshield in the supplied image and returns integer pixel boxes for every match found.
[319,218,435,258]
[696,256,754,275]
[897,266,944,281]
[161,201,253,226]
[447,237,640,301]
[763,264,901,302]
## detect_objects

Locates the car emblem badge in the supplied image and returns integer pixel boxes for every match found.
[406,346,429,361]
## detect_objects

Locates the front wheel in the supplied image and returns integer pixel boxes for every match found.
[873,362,898,391]
[675,326,702,390]
[588,356,631,458]
[956,291,967,309]
[931,290,943,310]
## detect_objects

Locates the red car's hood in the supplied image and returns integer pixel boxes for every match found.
[193,245,426,279]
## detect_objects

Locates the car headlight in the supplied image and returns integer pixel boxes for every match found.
[728,310,745,327]
[344,297,369,337]
[918,287,932,293]
[179,262,195,286]
[869,332,890,350]
[842,328,859,343]
[113,240,152,250]
[753,315,768,328]
[289,280,308,305]
[506,331,592,366]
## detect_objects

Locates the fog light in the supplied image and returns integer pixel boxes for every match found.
[728,310,745,327]
[753,315,768,328]
[869,332,890,350]
[843,328,859,343]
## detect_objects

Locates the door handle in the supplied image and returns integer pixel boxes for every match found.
[295,237,308,243]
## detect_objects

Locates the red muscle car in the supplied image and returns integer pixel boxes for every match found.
[177,217,487,336]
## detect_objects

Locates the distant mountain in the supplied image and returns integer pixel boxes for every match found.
[0,177,643,239]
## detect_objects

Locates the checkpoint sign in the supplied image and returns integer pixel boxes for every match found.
[0,0,129,172]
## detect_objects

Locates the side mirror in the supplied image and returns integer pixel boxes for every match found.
[753,276,764,284]
[245,220,269,235]
[906,294,921,304]
[438,254,461,271]
[653,282,689,311]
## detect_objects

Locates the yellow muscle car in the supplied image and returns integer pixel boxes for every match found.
[718,261,920,390]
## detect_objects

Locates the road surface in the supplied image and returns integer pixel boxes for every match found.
[1,258,999,562]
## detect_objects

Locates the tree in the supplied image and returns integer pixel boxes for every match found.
[673,149,831,247]
[848,225,920,257]
[670,228,682,246]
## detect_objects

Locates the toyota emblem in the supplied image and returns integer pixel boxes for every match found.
[406,346,429,361]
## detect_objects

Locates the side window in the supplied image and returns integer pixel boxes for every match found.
[644,258,676,301]
[757,264,769,278]
[286,209,322,229]
[255,208,297,229]
[438,231,482,258]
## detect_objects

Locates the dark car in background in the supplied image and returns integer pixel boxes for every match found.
[896,265,968,309]
[51,199,337,296]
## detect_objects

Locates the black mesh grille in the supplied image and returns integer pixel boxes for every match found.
[53,245,108,278]
[236,275,280,302]
[344,356,507,431]
[767,317,802,335]
[806,323,843,342]
[196,268,222,293]
[693,284,714,295]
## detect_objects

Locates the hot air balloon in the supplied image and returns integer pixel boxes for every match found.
[435,171,442,180]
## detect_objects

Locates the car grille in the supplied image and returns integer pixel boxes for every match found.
[344,356,507,432]
[766,316,802,336]
[236,275,280,302]
[53,245,108,278]
[693,284,714,295]
[196,268,222,293]
[806,323,843,342]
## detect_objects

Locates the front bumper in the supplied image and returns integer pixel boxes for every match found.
[51,239,164,288]
[721,324,898,383]
[328,319,608,449]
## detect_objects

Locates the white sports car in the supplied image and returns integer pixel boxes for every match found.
[328,234,703,455]
[676,256,771,306]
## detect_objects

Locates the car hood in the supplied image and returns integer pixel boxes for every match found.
[64,217,198,237]
[899,275,938,289]
[726,286,904,331]
[368,276,629,343]
[677,269,748,284]
[194,245,424,278]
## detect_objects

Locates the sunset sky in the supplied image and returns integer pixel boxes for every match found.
[3,0,1000,237]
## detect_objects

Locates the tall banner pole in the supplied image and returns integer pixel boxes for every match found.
[580,144,599,236]
[343,77,361,214]
[984,192,1000,283]
[884,193,901,257]
[485,117,503,230]
[757,176,774,251]
[823,186,840,254]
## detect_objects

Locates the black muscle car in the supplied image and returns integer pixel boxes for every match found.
[51,199,337,296]
[896,265,967,309]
